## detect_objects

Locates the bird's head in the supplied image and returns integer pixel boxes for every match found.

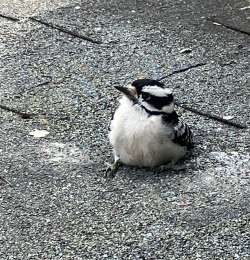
[115,79,174,113]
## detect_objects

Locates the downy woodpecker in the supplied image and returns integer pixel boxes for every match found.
[107,79,193,174]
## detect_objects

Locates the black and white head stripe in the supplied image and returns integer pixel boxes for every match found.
[131,79,164,94]
[140,85,173,110]
[131,79,174,111]
[142,85,172,97]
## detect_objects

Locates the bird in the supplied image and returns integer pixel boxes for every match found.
[107,78,193,175]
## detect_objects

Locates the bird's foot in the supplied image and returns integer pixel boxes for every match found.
[104,160,121,178]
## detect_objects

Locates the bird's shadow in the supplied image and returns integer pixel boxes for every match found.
[122,162,188,180]
[105,155,195,182]
[103,143,203,182]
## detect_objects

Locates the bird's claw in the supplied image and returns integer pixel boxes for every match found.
[104,161,121,178]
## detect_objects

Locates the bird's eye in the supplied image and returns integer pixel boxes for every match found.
[142,92,151,101]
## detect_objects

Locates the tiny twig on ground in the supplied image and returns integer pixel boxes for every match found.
[0,104,34,119]
[29,17,102,44]
[0,13,19,22]
[175,101,247,129]
[157,63,206,81]
[206,17,250,36]
[35,80,52,88]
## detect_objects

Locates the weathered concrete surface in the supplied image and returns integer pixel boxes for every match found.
[0,0,249,259]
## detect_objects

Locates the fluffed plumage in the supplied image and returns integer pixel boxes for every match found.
[109,79,193,168]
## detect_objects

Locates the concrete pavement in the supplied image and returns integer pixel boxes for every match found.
[0,0,249,259]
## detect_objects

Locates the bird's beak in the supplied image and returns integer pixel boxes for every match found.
[114,84,138,102]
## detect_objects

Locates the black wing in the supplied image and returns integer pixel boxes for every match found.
[173,121,193,149]
[162,112,193,149]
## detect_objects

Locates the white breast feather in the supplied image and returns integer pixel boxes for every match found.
[109,97,187,167]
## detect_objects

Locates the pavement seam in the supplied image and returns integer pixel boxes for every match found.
[29,16,102,44]
[0,13,19,22]
[157,63,207,81]
[207,17,250,36]
[0,104,34,119]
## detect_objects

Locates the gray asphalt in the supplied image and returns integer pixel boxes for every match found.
[0,0,249,259]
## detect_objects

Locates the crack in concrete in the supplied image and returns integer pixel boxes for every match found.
[0,13,19,22]
[175,102,248,129]
[29,16,102,44]
[207,17,250,36]
[157,63,207,81]
[0,104,34,119]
